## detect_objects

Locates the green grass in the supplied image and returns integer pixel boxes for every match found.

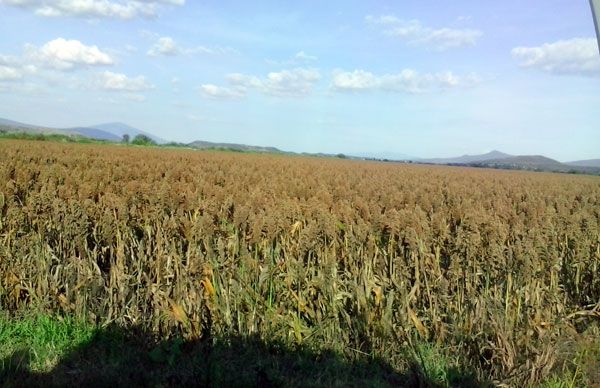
[0,312,97,373]
[0,312,479,387]
[0,131,111,144]
[1,312,595,387]
[538,372,581,388]
[537,325,600,388]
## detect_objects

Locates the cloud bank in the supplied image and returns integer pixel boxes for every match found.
[25,38,114,70]
[95,71,153,91]
[366,15,482,50]
[331,69,481,93]
[201,68,321,99]
[512,38,600,76]
[0,0,184,19]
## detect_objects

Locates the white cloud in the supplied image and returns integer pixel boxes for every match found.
[330,69,378,91]
[0,54,19,66]
[366,15,482,50]
[147,36,179,56]
[331,69,480,93]
[0,65,23,81]
[266,51,318,66]
[26,38,114,70]
[96,71,153,91]
[0,54,38,83]
[201,68,320,99]
[294,51,317,62]
[124,44,138,53]
[228,68,321,97]
[199,84,246,99]
[147,36,237,57]
[511,38,600,77]
[0,0,185,19]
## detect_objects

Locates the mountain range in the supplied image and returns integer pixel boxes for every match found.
[419,150,512,164]
[566,159,600,168]
[418,152,600,174]
[1,117,598,175]
[0,118,164,144]
[187,140,283,153]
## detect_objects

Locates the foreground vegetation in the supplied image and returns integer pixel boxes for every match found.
[0,140,599,386]
[0,312,483,386]
[0,131,108,144]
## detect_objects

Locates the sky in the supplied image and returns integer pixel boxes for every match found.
[0,0,599,161]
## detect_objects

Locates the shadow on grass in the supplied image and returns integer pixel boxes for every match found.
[0,325,483,387]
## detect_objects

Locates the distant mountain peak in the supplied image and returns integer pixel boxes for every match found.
[89,122,165,144]
[566,159,600,168]
[422,150,512,165]
[0,117,165,144]
[92,122,136,129]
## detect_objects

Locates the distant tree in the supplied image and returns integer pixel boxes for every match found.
[336,153,347,159]
[122,134,130,144]
[131,134,156,146]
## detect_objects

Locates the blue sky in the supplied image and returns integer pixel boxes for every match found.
[0,0,598,161]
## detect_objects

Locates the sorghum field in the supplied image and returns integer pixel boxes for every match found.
[1,140,599,386]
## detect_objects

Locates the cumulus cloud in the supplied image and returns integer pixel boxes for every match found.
[0,0,185,19]
[366,15,482,50]
[0,54,19,66]
[26,38,114,70]
[147,36,179,56]
[228,68,320,97]
[331,69,480,93]
[0,54,37,83]
[331,69,378,91]
[199,84,246,99]
[95,71,153,91]
[201,68,321,99]
[146,36,237,57]
[0,65,23,81]
[511,38,600,76]
[294,51,318,62]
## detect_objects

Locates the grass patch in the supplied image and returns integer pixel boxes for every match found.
[0,131,110,144]
[3,313,594,387]
[0,313,486,387]
[404,342,481,387]
[538,324,600,388]
[0,312,97,373]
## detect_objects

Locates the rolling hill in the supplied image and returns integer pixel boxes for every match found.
[0,118,158,143]
[421,150,512,164]
[462,155,600,175]
[0,118,42,129]
[187,140,283,153]
[0,118,71,135]
[66,127,122,142]
[415,151,600,175]
[1,116,598,175]
[88,122,166,144]
[470,155,565,169]
[354,151,418,161]
[566,159,600,168]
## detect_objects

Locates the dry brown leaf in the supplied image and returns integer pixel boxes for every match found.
[408,306,429,338]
